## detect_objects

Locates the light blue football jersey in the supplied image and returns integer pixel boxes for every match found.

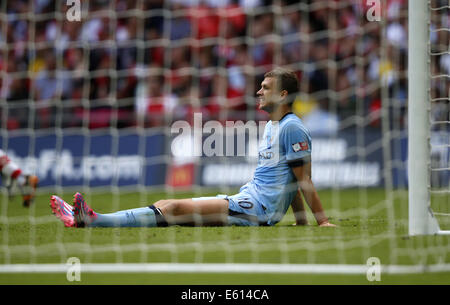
[238,112,312,225]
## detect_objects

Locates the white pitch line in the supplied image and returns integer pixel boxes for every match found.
[1,263,450,274]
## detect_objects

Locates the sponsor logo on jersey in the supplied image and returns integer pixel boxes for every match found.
[258,151,274,160]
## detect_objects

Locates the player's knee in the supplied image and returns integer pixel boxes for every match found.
[156,199,181,215]
[153,199,174,208]
[169,200,184,215]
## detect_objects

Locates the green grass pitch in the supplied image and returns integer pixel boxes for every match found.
[0,188,449,284]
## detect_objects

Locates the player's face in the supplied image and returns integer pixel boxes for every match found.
[256,77,283,113]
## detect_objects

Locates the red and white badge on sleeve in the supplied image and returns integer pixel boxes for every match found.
[292,141,309,152]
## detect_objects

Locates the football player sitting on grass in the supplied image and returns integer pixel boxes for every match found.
[50,68,335,228]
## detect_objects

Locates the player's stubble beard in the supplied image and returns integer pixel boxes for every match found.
[259,101,275,113]
[258,96,283,114]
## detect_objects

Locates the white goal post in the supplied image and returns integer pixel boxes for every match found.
[408,0,450,236]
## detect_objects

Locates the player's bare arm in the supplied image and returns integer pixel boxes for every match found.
[290,190,309,225]
[291,162,336,227]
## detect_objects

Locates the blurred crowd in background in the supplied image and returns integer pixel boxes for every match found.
[0,0,448,135]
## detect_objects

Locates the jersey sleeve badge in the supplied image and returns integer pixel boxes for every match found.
[292,141,309,152]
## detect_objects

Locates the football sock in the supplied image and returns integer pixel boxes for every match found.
[89,206,167,227]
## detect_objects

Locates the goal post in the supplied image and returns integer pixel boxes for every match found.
[408,0,449,236]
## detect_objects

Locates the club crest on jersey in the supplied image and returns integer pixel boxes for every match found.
[292,141,308,152]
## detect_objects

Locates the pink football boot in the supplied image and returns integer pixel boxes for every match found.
[50,195,75,227]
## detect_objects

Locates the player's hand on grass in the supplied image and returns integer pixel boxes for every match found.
[318,221,336,227]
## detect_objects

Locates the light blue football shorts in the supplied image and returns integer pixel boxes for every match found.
[192,193,269,226]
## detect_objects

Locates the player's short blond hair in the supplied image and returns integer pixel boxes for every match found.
[264,68,299,106]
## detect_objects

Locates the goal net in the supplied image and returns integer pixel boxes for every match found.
[408,0,450,236]
[0,0,449,280]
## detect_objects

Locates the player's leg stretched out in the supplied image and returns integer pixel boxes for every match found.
[0,149,39,207]
[50,192,231,228]
[50,193,160,228]
[50,191,267,228]
[72,192,166,228]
